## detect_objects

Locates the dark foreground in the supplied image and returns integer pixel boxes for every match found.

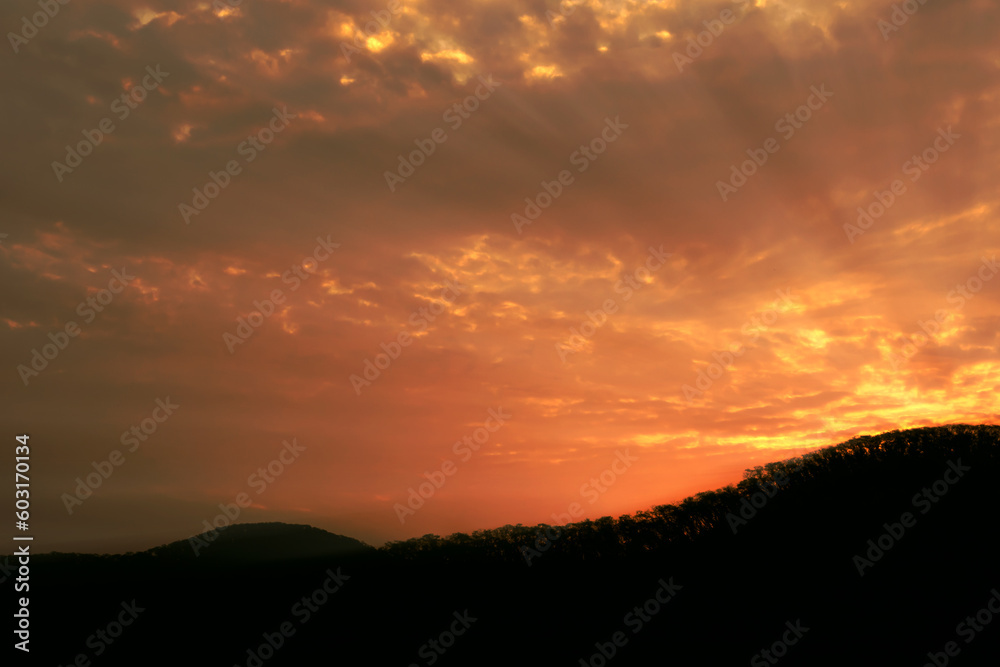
[10,424,1000,666]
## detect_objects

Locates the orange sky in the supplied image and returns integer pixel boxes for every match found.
[2,0,998,552]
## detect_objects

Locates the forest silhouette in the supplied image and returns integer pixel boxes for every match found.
[13,423,1000,666]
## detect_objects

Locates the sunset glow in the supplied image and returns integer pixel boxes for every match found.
[2,0,998,554]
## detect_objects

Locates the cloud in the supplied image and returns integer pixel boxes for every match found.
[2,0,998,550]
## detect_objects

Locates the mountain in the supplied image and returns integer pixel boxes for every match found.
[13,423,1000,666]
[149,521,374,562]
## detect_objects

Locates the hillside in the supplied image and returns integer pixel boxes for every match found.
[14,423,1000,666]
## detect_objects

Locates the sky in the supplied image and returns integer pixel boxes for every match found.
[1,0,998,553]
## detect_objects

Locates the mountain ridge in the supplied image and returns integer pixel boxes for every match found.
[18,423,1000,665]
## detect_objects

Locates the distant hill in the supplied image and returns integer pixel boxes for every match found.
[17,521,372,568]
[15,423,1000,666]
[149,521,374,562]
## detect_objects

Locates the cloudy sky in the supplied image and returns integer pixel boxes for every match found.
[2,0,998,552]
